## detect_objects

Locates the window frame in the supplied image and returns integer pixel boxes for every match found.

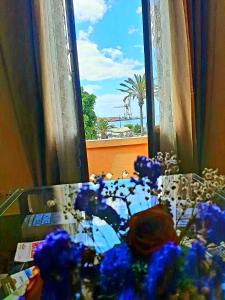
[65,0,89,181]
[141,0,157,157]
[66,0,157,178]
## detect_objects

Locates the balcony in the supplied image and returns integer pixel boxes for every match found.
[86,136,148,178]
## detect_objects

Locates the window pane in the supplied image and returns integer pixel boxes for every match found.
[74,0,149,179]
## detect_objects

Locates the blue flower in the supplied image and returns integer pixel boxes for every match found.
[198,203,225,244]
[75,178,107,212]
[34,229,83,300]
[184,240,207,292]
[100,243,133,293]
[75,184,98,215]
[211,254,225,289]
[145,242,181,300]
[184,240,225,295]
[75,183,107,213]
[134,156,161,188]
[117,287,140,300]
[184,240,205,278]
[75,182,122,230]
[96,177,105,196]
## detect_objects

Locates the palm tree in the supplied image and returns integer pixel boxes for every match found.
[96,119,109,139]
[119,74,146,135]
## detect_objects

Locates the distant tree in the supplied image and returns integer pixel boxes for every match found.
[119,74,146,135]
[81,87,97,140]
[96,119,109,139]
[126,124,133,130]
[133,124,142,134]
[126,124,141,135]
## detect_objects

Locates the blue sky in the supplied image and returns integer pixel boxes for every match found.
[74,0,156,119]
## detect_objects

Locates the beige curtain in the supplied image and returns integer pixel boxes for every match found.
[154,0,225,173]
[167,0,198,172]
[33,0,88,184]
[0,0,88,190]
[150,0,177,153]
[150,0,197,171]
[202,0,225,173]
[168,0,225,173]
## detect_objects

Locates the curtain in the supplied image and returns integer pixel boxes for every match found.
[150,0,225,173]
[202,0,225,173]
[168,0,225,173]
[150,0,177,154]
[0,0,88,189]
[149,0,197,171]
[167,0,198,172]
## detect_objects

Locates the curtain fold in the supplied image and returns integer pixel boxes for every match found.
[202,0,225,173]
[0,0,88,189]
[33,0,88,184]
[0,0,45,188]
[167,0,198,172]
[159,0,225,173]
[170,0,225,173]
[150,0,177,154]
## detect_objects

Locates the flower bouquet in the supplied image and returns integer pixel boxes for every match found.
[20,153,225,300]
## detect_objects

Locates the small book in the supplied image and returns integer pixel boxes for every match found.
[22,212,77,240]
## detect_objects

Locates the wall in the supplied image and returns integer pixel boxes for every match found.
[86,136,148,178]
[0,88,33,191]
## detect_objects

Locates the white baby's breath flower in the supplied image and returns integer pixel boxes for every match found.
[89,174,96,181]
[206,193,212,200]
[122,170,129,178]
[47,200,56,208]
[106,173,113,180]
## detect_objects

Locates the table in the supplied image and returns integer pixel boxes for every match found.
[0,174,224,298]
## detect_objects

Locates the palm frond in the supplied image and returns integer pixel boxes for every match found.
[119,83,131,89]
[117,89,130,93]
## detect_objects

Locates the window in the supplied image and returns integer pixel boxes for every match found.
[73,0,158,179]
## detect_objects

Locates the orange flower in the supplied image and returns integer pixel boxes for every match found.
[24,267,43,300]
[126,205,178,257]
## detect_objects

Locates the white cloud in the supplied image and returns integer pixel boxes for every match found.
[78,26,93,40]
[84,84,102,94]
[74,0,108,23]
[128,26,139,35]
[136,6,142,15]
[102,48,122,59]
[77,32,143,81]
[95,93,124,117]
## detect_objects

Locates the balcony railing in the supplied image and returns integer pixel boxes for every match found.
[86,136,148,179]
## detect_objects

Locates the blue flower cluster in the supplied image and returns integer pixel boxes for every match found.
[198,203,225,244]
[96,177,105,198]
[211,253,225,288]
[100,243,132,293]
[74,180,122,230]
[34,229,83,300]
[184,240,205,279]
[75,184,102,216]
[117,287,140,300]
[145,242,181,300]
[183,240,217,294]
[134,156,161,188]
[74,178,107,214]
